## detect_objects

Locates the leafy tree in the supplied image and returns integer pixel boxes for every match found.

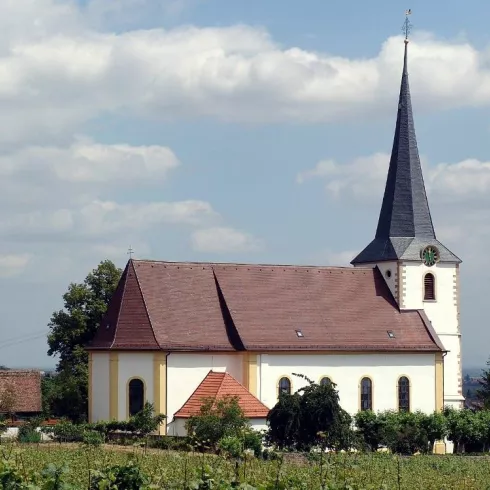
[267,374,353,451]
[476,357,490,409]
[126,402,166,437]
[186,396,249,450]
[354,410,385,452]
[419,411,448,453]
[45,260,122,421]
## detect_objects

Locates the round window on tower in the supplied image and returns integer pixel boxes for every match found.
[385,269,392,278]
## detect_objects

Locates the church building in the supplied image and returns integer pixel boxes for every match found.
[87,38,463,450]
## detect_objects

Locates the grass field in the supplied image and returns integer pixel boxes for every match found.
[3,444,490,489]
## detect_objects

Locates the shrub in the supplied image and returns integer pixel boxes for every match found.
[82,430,105,448]
[126,402,165,437]
[44,421,85,443]
[18,417,43,444]
[90,461,149,490]
[267,374,354,451]
[382,411,429,455]
[243,428,263,457]
[218,435,243,459]
[354,410,385,452]
[186,396,249,450]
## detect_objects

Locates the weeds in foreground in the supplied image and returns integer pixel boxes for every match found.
[0,443,488,489]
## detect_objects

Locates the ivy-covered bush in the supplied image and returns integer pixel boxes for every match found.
[267,374,354,452]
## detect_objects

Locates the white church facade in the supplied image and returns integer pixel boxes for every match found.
[87,39,463,452]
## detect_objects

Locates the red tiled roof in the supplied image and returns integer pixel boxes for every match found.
[88,260,443,352]
[0,371,41,413]
[174,371,270,418]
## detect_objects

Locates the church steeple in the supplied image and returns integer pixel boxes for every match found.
[352,36,460,265]
[375,40,435,240]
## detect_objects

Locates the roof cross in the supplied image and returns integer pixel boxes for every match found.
[127,245,134,259]
[403,9,412,41]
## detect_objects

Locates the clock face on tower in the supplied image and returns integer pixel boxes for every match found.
[421,245,439,267]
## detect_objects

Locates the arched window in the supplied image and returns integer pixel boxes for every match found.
[398,376,410,412]
[424,273,435,301]
[128,378,145,416]
[360,377,372,411]
[278,377,291,396]
[320,377,332,386]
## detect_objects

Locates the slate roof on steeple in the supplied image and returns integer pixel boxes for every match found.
[352,41,460,264]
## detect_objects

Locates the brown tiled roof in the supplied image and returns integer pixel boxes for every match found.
[0,371,41,413]
[174,371,270,418]
[88,260,443,352]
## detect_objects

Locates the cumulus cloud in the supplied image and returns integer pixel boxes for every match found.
[0,2,490,144]
[0,139,180,184]
[297,152,490,203]
[0,199,218,241]
[191,227,263,253]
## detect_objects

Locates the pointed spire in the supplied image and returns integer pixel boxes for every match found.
[375,39,435,240]
[352,34,461,265]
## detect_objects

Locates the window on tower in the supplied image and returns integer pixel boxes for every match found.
[424,273,435,301]
[360,377,372,411]
[398,376,410,412]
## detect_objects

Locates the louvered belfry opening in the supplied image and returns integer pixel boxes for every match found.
[424,273,435,300]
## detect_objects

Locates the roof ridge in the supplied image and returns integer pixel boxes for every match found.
[131,259,160,348]
[110,261,130,349]
[218,371,269,409]
[132,259,367,271]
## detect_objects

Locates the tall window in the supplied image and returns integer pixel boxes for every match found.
[128,378,144,416]
[424,273,435,301]
[320,377,332,386]
[398,376,410,412]
[278,377,291,396]
[360,377,372,411]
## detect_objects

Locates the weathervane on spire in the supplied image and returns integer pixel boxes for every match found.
[403,9,412,42]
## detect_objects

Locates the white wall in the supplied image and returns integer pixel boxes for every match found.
[167,353,242,425]
[402,262,463,407]
[259,353,436,415]
[118,352,154,421]
[91,353,109,422]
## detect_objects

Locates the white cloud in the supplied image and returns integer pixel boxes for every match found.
[191,227,263,253]
[0,254,31,277]
[0,139,180,183]
[0,199,218,240]
[297,153,490,203]
[297,153,389,199]
[1,2,490,143]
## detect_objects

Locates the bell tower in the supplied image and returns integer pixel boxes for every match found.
[351,27,464,409]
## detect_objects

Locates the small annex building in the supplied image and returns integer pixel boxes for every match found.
[87,38,463,454]
[171,371,269,436]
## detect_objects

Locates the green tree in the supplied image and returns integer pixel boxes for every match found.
[476,357,490,409]
[186,396,249,451]
[45,260,122,421]
[267,374,353,451]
